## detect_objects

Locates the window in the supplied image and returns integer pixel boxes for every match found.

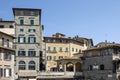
[2,38,4,46]
[4,52,11,60]
[53,56,56,60]
[48,47,51,51]
[28,36,36,43]
[9,25,13,28]
[7,39,9,47]
[53,39,56,42]
[20,29,24,32]
[88,65,93,71]
[76,49,78,52]
[100,64,104,70]
[28,29,35,32]
[59,56,63,59]
[4,68,11,77]
[18,36,25,43]
[53,47,56,51]
[30,20,34,25]
[3,38,8,47]
[19,61,26,70]
[28,51,36,57]
[28,61,35,70]
[59,47,62,52]
[72,48,74,52]
[47,56,52,60]
[18,51,26,56]
[0,68,3,77]
[0,25,4,28]
[66,47,68,52]
[60,39,62,43]
[20,19,24,25]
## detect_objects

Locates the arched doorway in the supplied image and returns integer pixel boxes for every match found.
[66,62,74,72]
[75,62,82,72]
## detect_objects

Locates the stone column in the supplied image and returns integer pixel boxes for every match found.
[74,63,76,72]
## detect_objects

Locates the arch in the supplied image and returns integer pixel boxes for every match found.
[75,62,82,72]
[66,62,74,72]
[100,64,104,70]
[19,61,26,70]
[28,61,35,70]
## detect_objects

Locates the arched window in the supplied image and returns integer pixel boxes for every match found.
[19,61,26,70]
[100,64,104,70]
[29,61,35,70]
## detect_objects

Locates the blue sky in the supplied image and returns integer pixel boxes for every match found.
[0,0,120,45]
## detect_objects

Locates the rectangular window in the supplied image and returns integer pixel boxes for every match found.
[4,52,11,60]
[66,47,68,52]
[72,48,74,52]
[53,56,56,60]
[18,51,26,56]
[59,56,63,59]
[20,29,24,32]
[7,39,9,47]
[20,19,24,25]
[59,47,62,52]
[53,47,56,51]
[47,56,52,60]
[76,49,78,52]
[4,68,11,77]
[48,47,51,51]
[0,68,3,77]
[28,51,36,57]
[28,36,36,43]
[30,20,34,25]
[18,37,25,43]
[28,29,35,32]
[9,25,13,28]
[0,25,4,28]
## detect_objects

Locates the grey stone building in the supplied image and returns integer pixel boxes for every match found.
[13,8,43,80]
[83,42,120,80]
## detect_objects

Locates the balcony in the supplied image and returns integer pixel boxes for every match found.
[113,54,120,60]
[37,71,83,79]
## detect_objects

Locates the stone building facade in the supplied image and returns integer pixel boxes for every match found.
[0,31,15,80]
[0,20,15,35]
[83,42,120,80]
[13,8,43,80]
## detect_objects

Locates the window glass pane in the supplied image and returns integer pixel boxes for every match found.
[20,19,24,25]
[28,51,36,57]
[9,25,13,28]
[30,20,34,25]
[0,25,4,28]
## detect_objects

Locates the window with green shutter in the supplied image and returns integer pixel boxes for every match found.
[59,47,62,52]
[66,47,68,52]
[30,20,34,25]
[28,51,36,57]
[28,36,36,43]
[20,19,24,25]
[18,36,25,43]
[53,47,56,51]
[48,47,50,51]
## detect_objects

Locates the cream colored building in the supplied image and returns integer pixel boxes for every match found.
[0,19,15,35]
[44,33,93,71]
[0,31,15,80]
